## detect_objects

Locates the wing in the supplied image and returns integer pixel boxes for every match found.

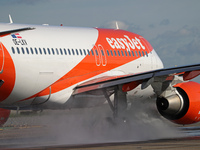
[0,27,35,37]
[73,64,200,95]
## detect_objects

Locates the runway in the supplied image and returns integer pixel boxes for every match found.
[1,106,200,150]
[38,137,200,150]
[1,125,200,150]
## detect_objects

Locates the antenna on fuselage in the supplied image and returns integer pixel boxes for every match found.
[9,14,13,24]
[116,21,119,29]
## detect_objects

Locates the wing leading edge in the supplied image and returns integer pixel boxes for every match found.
[0,27,35,37]
[73,64,200,95]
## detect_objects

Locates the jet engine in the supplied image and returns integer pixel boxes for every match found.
[156,81,200,125]
[0,108,10,126]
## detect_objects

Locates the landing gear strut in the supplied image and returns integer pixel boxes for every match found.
[103,86,127,119]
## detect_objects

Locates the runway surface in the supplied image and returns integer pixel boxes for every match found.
[1,124,200,150]
[1,105,200,150]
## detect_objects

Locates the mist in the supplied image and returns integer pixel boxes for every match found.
[3,98,183,148]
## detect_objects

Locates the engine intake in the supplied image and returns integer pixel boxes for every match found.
[157,94,183,115]
[157,87,189,121]
[156,81,200,125]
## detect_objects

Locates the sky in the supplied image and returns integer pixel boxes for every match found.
[0,0,200,68]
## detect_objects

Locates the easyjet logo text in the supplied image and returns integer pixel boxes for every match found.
[106,35,145,51]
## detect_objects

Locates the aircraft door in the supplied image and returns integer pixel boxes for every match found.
[139,37,153,69]
[93,45,107,67]
[98,44,107,66]
[31,72,53,105]
[93,45,101,66]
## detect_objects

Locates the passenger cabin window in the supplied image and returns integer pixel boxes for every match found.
[131,51,134,57]
[95,49,98,56]
[68,49,71,55]
[135,51,138,57]
[60,48,63,55]
[16,47,20,54]
[91,50,94,56]
[56,48,59,55]
[121,50,124,56]
[128,51,131,56]
[114,50,117,56]
[124,50,128,57]
[83,49,87,55]
[101,50,104,56]
[11,47,15,54]
[87,49,90,56]
[145,51,148,57]
[30,48,34,54]
[79,49,82,55]
[142,51,145,57]
[72,49,75,55]
[110,50,113,56]
[117,50,120,56]
[51,48,55,55]
[138,51,141,57]
[35,48,38,55]
[76,49,79,55]
[107,50,110,56]
[47,48,51,54]
[43,48,47,55]
[64,49,67,55]
[39,48,42,54]
[21,47,25,54]
[26,47,29,54]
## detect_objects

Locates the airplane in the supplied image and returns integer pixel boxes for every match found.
[0,20,200,126]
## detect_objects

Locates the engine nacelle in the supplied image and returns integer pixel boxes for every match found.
[0,108,10,126]
[156,81,200,125]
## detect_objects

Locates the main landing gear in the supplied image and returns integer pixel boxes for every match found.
[102,86,128,124]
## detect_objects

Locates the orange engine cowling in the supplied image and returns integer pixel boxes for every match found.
[156,81,200,125]
[0,108,10,126]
